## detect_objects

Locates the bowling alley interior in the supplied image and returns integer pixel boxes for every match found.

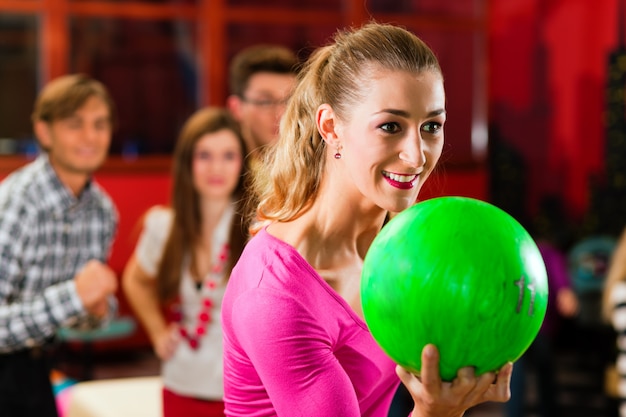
[1,0,625,416]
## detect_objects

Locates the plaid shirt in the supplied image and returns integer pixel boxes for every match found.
[0,154,118,353]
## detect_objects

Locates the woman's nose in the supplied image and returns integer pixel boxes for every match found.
[399,134,426,168]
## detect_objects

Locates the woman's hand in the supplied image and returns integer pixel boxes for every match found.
[396,344,512,417]
[153,323,182,360]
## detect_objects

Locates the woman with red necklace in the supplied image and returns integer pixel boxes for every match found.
[122,107,249,417]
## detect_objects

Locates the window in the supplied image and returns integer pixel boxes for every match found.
[0,0,486,163]
[0,13,38,155]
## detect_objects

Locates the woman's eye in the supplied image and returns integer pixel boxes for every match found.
[195,151,211,161]
[224,151,238,161]
[380,122,400,133]
[422,122,442,134]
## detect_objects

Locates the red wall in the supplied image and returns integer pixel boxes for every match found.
[94,172,172,349]
[489,0,618,219]
[96,174,172,278]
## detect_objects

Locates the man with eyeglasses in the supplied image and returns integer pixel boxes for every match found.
[227,44,299,160]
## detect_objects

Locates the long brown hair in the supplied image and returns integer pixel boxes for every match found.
[157,107,250,302]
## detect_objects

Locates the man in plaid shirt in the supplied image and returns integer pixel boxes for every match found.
[0,74,119,417]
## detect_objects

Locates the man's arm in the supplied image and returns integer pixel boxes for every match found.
[0,280,87,352]
[0,214,87,351]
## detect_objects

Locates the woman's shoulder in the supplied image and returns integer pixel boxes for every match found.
[235,229,329,297]
[143,205,173,227]
[245,228,305,265]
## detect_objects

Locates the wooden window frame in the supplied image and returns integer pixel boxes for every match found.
[0,0,487,172]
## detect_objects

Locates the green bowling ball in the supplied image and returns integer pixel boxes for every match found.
[361,196,548,381]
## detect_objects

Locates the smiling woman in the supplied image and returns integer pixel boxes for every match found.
[221,22,511,417]
[318,69,446,212]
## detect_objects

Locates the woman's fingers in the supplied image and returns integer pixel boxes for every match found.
[458,361,513,406]
[396,345,513,415]
[489,362,513,402]
[452,366,477,389]
[418,344,442,394]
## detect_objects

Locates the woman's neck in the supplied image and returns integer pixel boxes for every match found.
[269,195,386,268]
[198,197,231,240]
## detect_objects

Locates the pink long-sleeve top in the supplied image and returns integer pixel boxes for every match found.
[222,228,401,416]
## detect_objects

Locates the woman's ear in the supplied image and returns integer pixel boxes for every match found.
[316,103,340,148]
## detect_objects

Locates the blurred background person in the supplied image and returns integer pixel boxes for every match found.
[122,107,250,417]
[0,74,119,417]
[226,44,299,161]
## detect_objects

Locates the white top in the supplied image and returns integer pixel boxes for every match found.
[136,204,234,400]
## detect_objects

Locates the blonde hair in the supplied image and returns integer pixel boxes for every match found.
[247,22,442,233]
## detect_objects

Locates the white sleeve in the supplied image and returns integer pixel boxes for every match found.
[135,207,173,277]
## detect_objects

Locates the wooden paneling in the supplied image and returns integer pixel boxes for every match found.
[0,0,487,162]
[0,155,171,176]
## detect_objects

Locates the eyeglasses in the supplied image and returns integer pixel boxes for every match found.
[241,96,290,109]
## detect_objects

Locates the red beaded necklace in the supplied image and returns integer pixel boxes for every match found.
[171,243,230,350]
